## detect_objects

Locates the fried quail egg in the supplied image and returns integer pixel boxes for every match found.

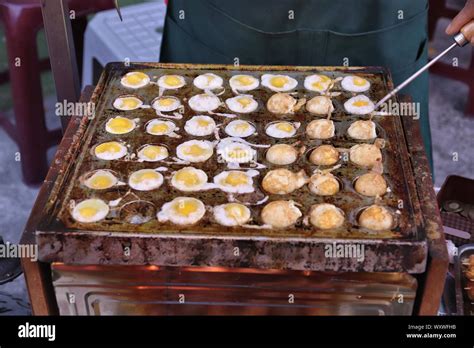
[171,167,208,192]
[309,145,339,166]
[184,115,216,136]
[266,93,304,114]
[213,170,255,193]
[188,93,221,112]
[225,95,258,113]
[309,203,344,230]
[158,74,185,89]
[350,144,382,168]
[304,74,332,92]
[306,95,334,115]
[176,140,214,163]
[193,73,223,90]
[355,173,387,197]
[306,119,335,139]
[214,203,251,227]
[137,144,169,162]
[152,96,182,112]
[229,74,259,92]
[84,170,118,190]
[113,95,143,111]
[157,197,206,225]
[128,169,164,191]
[344,95,375,115]
[309,172,340,196]
[261,200,302,228]
[266,121,298,138]
[225,120,256,138]
[146,119,177,136]
[217,141,256,164]
[341,75,371,92]
[72,199,109,223]
[358,204,394,231]
[347,120,377,140]
[265,144,298,165]
[94,141,128,160]
[262,169,308,195]
[105,116,136,135]
[121,71,150,89]
[261,74,298,92]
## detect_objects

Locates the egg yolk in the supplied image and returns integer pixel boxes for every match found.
[174,199,199,216]
[353,77,367,86]
[234,123,249,133]
[164,75,182,86]
[223,171,249,186]
[95,142,122,154]
[132,171,160,183]
[142,146,166,159]
[183,144,207,156]
[78,206,98,218]
[237,97,252,108]
[175,169,201,187]
[236,75,254,86]
[125,72,147,85]
[120,97,140,109]
[353,100,369,107]
[224,203,247,219]
[150,123,169,134]
[158,98,176,107]
[88,175,113,189]
[108,117,134,133]
[197,119,211,127]
[271,76,288,88]
[276,122,294,133]
[206,74,215,82]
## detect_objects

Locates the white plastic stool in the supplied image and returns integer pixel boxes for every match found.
[82,1,166,88]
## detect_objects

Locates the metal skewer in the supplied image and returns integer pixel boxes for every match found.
[374,20,474,110]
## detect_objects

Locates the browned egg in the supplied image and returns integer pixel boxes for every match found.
[358,204,394,231]
[309,145,339,166]
[309,172,340,196]
[347,120,377,140]
[262,169,308,194]
[306,119,335,139]
[266,93,304,115]
[355,173,387,197]
[309,203,345,230]
[265,144,298,165]
[306,95,334,115]
[349,144,382,168]
[261,200,302,228]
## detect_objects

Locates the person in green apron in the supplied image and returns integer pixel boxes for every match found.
[159,0,472,170]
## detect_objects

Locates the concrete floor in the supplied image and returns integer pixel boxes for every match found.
[0,18,473,315]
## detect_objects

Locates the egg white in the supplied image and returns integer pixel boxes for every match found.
[184,115,216,136]
[261,74,297,92]
[225,120,256,138]
[157,74,186,89]
[105,116,136,135]
[94,141,128,160]
[213,203,251,227]
[171,167,208,192]
[113,95,143,111]
[146,119,177,136]
[128,169,164,191]
[217,141,256,164]
[213,170,255,193]
[120,72,150,89]
[225,95,258,113]
[152,96,182,112]
[265,122,298,138]
[72,199,109,223]
[341,75,371,92]
[229,74,259,92]
[344,95,375,115]
[193,73,223,90]
[176,140,214,163]
[347,120,377,140]
[188,94,221,112]
[137,144,169,162]
[157,197,206,225]
[304,74,332,92]
[84,170,118,190]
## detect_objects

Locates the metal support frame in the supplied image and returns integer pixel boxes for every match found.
[40,0,81,131]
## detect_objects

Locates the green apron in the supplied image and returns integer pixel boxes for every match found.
[160,0,433,168]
